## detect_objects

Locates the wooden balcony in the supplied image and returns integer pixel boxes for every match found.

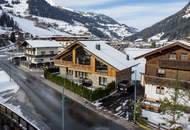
[159,59,190,71]
[144,75,190,89]
[54,60,92,72]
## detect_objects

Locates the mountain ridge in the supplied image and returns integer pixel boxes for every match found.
[125,2,190,42]
[0,0,137,39]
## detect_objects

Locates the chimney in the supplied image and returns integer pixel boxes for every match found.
[96,44,101,50]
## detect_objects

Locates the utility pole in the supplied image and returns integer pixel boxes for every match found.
[9,50,11,82]
[62,86,64,130]
[133,69,137,123]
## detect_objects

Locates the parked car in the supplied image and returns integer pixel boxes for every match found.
[118,80,133,94]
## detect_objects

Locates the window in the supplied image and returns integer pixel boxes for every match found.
[63,52,72,61]
[157,68,165,77]
[75,71,88,79]
[41,51,46,55]
[79,72,88,78]
[75,71,78,78]
[99,77,107,86]
[181,53,188,61]
[68,70,73,76]
[169,53,176,60]
[156,86,164,95]
[75,47,91,65]
[50,58,53,61]
[158,68,165,74]
[95,59,108,73]
[50,51,54,55]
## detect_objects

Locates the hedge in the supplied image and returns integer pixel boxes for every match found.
[44,69,116,101]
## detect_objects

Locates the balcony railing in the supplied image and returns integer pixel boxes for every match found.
[159,59,190,71]
[144,75,190,89]
[54,60,92,72]
[25,53,57,58]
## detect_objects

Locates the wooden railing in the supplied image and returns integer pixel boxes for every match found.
[0,104,38,130]
[144,75,190,88]
[159,59,190,71]
[54,60,92,72]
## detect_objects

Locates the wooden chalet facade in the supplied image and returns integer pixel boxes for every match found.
[136,40,190,111]
[54,40,137,89]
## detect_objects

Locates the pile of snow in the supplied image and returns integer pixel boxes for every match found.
[124,48,154,80]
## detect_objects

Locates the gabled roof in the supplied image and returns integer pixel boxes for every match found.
[56,40,138,71]
[24,40,62,48]
[135,40,190,59]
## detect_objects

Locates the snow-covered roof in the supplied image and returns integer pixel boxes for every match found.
[25,40,62,48]
[135,40,190,59]
[79,41,138,71]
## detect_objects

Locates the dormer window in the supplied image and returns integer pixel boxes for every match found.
[169,53,176,60]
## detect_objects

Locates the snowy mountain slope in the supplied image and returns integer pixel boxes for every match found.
[1,0,28,16]
[11,15,71,37]
[125,2,190,42]
[0,0,137,39]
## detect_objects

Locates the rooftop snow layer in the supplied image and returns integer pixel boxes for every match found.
[26,40,62,48]
[79,41,138,71]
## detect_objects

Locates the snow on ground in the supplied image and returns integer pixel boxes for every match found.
[3,103,40,130]
[2,0,28,16]
[10,15,70,37]
[34,16,88,35]
[183,13,190,18]
[148,33,164,42]
[183,6,190,19]
[124,48,154,80]
[142,109,190,130]
[0,55,7,57]
[0,69,19,103]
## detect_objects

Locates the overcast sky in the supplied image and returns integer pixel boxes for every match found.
[60,0,189,30]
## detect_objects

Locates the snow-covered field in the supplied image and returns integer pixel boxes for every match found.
[10,15,70,37]
[124,48,154,80]
[35,16,89,35]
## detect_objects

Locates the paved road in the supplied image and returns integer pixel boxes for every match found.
[0,59,62,130]
[0,52,142,130]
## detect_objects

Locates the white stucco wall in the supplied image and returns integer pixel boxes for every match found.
[145,84,190,106]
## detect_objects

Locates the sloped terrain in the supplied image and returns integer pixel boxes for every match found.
[0,0,137,39]
[125,2,190,42]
